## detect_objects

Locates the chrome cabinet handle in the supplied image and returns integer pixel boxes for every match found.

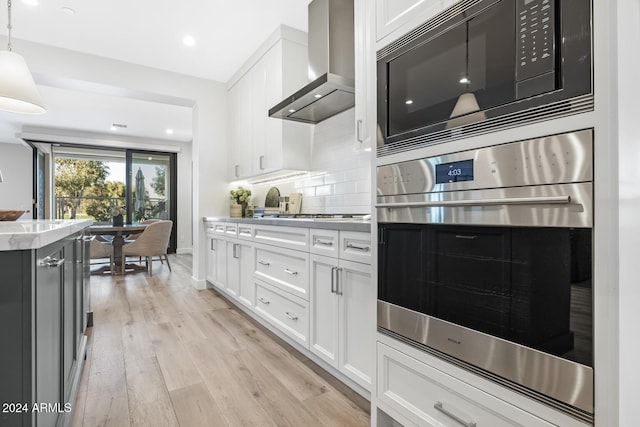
[346,243,370,252]
[83,235,95,242]
[455,235,478,240]
[259,155,265,170]
[211,240,216,251]
[376,195,571,209]
[357,119,364,143]
[233,243,239,258]
[284,268,298,276]
[235,164,239,178]
[433,402,476,427]
[258,260,270,266]
[336,267,343,296]
[258,297,270,305]
[39,256,65,268]
[284,312,298,321]
[330,266,338,293]
[314,239,333,247]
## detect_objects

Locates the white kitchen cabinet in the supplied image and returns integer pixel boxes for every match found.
[375,0,455,42]
[310,254,340,366]
[377,342,555,427]
[310,233,374,391]
[355,0,375,150]
[255,278,310,348]
[213,238,228,291]
[228,28,311,180]
[338,258,374,390]
[226,239,255,306]
[205,235,218,284]
[255,243,310,300]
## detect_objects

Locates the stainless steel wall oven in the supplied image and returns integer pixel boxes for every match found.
[376,129,594,423]
[376,0,593,157]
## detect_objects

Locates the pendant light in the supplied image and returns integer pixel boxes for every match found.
[449,21,481,121]
[0,0,45,114]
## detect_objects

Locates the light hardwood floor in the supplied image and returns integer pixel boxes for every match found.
[71,254,370,427]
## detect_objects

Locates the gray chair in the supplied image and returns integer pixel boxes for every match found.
[89,237,114,272]
[121,220,173,275]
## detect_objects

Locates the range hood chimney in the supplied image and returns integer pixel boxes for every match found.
[269,0,354,124]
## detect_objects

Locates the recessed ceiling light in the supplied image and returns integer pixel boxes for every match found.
[165,128,174,135]
[61,6,75,14]
[288,109,296,113]
[314,94,322,98]
[405,99,413,105]
[183,35,196,47]
[21,0,39,6]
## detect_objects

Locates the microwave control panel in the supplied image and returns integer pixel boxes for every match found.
[516,0,555,82]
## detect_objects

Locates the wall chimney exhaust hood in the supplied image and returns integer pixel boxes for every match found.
[269,0,354,124]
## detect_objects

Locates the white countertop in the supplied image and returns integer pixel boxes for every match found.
[0,219,93,251]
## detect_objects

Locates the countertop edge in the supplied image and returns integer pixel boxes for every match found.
[0,220,93,251]
[203,216,371,233]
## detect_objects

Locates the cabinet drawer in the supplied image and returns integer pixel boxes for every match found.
[255,280,309,348]
[253,225,309,251]
[339,231,372,264]
[255,244,309,300]
[377,343,554,427]
[310,229,339,257]
[224,223,239,237]
[237,223,254,241]
[205,221,224,235]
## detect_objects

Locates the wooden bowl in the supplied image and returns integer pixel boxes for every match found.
[0,210,27,221]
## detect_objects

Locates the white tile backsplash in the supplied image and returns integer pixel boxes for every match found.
[249,109,371,215]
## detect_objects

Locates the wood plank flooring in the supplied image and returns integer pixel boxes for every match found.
[71,254,370,427]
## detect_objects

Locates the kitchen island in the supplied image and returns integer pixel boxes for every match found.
[0,219,92,427]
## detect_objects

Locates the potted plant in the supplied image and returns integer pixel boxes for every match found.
[229,186,252,217]
[112,206,124,226]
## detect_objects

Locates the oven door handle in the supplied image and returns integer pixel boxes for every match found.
[376,195,571,209]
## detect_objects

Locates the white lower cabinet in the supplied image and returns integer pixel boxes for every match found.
[205,234,217,284]
[310,254,340,366]
[338,258,374,389]
[377,342,555,427]
[255,279,309,348]
[310,253,374,391]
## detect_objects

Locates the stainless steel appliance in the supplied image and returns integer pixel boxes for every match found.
[376,0,593,156]
[269,0,354,124]
[376,129,594,423]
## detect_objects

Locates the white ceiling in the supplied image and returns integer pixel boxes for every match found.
[0,0,310,145]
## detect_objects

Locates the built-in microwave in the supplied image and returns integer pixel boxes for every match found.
[376,0,592,156]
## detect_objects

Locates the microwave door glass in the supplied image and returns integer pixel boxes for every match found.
[386,0,516,137]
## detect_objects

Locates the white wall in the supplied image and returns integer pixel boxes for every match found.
[3,39,229,285]
[0,143,33,218]
[249,109,371,214]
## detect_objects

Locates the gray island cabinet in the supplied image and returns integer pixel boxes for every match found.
[0,220,92,427]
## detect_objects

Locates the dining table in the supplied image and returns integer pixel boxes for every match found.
[89,223,148,275]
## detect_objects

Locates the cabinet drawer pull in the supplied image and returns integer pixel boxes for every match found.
[346,243,370,252]
[258,260,270,266]
[433,402,476,427]
[314,239,333,247]
[455,234,478,240]
[83,235,95,242]
[259,155,265,170]
[284,268,298,276]
[284,312,298,321]
[39,256,65,268]
[258,297,270,305]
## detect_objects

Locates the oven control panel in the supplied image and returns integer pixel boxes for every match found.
[376,129,593,197]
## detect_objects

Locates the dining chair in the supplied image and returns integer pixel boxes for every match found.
[89,237,113,272]
[121,220,173,275]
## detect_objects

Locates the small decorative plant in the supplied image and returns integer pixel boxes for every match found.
[230,186,252,205]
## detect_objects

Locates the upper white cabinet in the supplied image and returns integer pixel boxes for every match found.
[375,0,455,42]
[354,0,375,150]
[228,27,312,180]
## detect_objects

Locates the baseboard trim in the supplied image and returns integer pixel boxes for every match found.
[176,247,192,255]
[191,276,208,290]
